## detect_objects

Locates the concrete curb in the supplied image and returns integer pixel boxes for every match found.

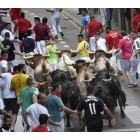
[62,10,81,28]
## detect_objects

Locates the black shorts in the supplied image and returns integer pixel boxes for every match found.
[3,98,20,114]
[87,125,103,132]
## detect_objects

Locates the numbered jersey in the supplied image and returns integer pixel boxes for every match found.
[77,96,105,127]
[10,73,29,97]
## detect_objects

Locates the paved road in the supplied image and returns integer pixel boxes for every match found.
[5,8,140,132]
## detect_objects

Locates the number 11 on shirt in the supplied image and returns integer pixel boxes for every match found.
[89,103,96,115]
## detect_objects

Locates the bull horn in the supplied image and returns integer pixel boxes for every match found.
[83,79,92,83]
[42,54,50,58]
[84,44,95,55]
[63,70,69,72]
[48,87,53,90]
[43,72,50,76]
[88,55,95,64]
[63,56,75,66]
[71,75,77,79]
[102,77,112,82]
[23,55,34,60]
[113,73,118,76]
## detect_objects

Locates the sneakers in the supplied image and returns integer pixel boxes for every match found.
[55,35,58,39]
[60,32,64,37]
[127,84,137,88]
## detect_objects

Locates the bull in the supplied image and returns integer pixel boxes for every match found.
[90,70,126,126]
[84,48,122,78]
[23,54,54,93]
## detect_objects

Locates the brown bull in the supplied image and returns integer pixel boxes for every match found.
[64,59,96,98]
[85,49,121,78]
[23,54,54,93]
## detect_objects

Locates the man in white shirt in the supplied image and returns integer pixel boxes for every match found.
[94,32,107,52]
[0,51,8,99]
[23,93,60,132]
[0,65,18,132]
[46,8,64,39]
[0,98,11,127]
[1,22,21,44]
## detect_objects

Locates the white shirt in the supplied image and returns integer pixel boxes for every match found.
[0,98,4,127]
[51,8,61,18]
[26,103,50,129]
[1,73,16,99]
[0,36,4,42]
[0,98,4,110]
[96,38,107,52]
[0,60,8,73]
[1,29,14,41]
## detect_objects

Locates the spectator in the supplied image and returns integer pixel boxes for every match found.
[46,83,76,132]
[115,31,134,87]
[0,51,8,99]
[0,15,6,34]
[100,8,107,27]
[33,17,41,54]
[22,29,35,54]
[37,17,56,54]
[46,8,64,39]
[2,32,23,71]
[46,37,60,70]
[105,26,123,72]
[105,8,113,29]
[0,98,11,128]
[86,14,104,51]
[130,30,140,88]
[1,22,21,45]
[0,8,9,22]
[132,8,140,37]
[0,116,12,132]
[14,12,32,52]
[80,9,90,34]
[70,34,90,62]
[0,50,8,73]
[76,85,116,132]
[0,66,18,132]
[10,8,21,25]
[94,32,107,52]
[24,93,60,132]
[18,77,39,116]
[0,42,10,51]
[32,114,49,132]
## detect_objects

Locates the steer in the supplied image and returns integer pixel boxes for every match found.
[56,50,77,77]
[85,49,122,79]
[90,70,126,126]
[23,54,54,93]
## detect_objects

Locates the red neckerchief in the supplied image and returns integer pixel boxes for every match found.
[0,57,6,61]
[10,72,18,75]
[51,91,61,98]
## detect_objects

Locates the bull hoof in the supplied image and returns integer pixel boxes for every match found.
[108,123,113,128]
[121,113,125,119]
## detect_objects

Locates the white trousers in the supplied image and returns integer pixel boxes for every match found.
[89,37,96,51]
[48,61,58,70]
[7,60,17,72]
[109,51,122,72]
[35,41,46,55]
[130,58,140,85]
[51,16,62,36]
[48,119,64,132]
[80,57,91,62]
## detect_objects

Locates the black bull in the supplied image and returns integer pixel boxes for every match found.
[90,70,126,121]
[50,69,80,127]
